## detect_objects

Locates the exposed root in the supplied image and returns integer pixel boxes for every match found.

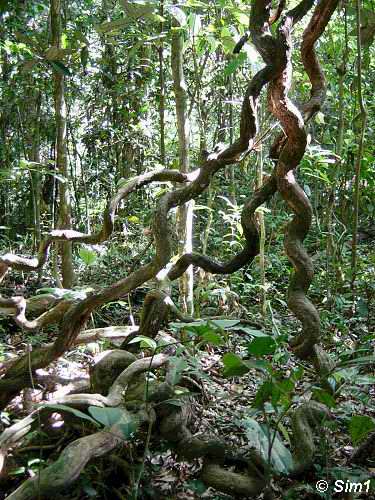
[265,1,338,367]
[201,462,265,498]
[5,420,127,500]
[349,431,375,465]
[290,401,331,475]
[0,0,279,409]
[0,2,342,498]
[0,296,74,332]
[0,168,188,274]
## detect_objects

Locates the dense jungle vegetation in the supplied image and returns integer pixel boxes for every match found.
[0,0,374,498]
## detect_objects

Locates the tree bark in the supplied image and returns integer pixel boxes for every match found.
[158,0,166,165]
[351,0,368,292]
[171,11,194,315]
[51,0,74,288]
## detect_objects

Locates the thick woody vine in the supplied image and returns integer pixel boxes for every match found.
[0,1,340,497]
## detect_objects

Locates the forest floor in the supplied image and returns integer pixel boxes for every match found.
[0,240,374,499]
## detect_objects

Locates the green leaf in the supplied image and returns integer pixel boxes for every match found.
[162,398,185,407]
[121,0,156,19]
[79,246,97,266]
[8,467,26,476]
[88,406,124,427]
[254,380,274,408]
[49,60,71,76]
[243,418,293,474]
[36,287,65,296]
[185,479,207,494]
[236,326,267,337]
[40,404,99,426]
[201,330,223,346]
[168,357,187,385]
[338,355,375,368]
[355,375,375,385]
[169,320,204,330]
[223,52,247,76]
[128,335,157,350]
[185,323,213,337]
[96,18,130,33]
[61,32,68,49]
[169,319,241,331]
[222,353,250,377]
[315,112,325,124]
[118,418,139,439]
[248,336,276,357]
[127,215,140,223]
[88,408,138,439]
[212,319,240,329]
[357,298,369,318]
[234,12,249,26]
[349,415,375,445]
[312,388,337,408]
[168,5,187,26]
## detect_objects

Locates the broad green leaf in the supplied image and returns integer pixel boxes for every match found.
[185,323,215,337]
[188,13,201,37]
[248,336,276,356]
[162,399,185,407]
[349,415,375,445]
[235,326,267,337]
[223,52,247,76]
[220,27,235,53]
[88,407,138,438]
[185,0,207,7]
[315,112,325,124]
[88,406,124,427]
[168,5,187,26]
[36,287,72,297]
[79,246,97,266]
[128,335,157,350]
[127,215,140,223]
[337,355,375,368]
[168,357,187,385]
[254,380,274,408]
[40,404,99,426]
[169,320,204,330]
[212,319,240,329]
[234,12,249,26]
[49,60,71,76]
[169,319,240,331]
[355,375,375,385]
[61,32,68,49]
[222,353,250,377]
[96,19,130,33]
[8,467,26,476]
[120,0,156,20]
[357,298,369,318]
[118,417,139,439]
[185,479,207,494]
[312,388,336,408]
[201,330,223,346]
[243,418,293,474]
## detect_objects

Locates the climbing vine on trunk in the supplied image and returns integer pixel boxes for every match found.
[0,1,346,497]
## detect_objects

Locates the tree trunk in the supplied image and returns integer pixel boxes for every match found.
[171,11,194,316]
[325,8,348,304]
[50,0,74,288]
[351,0,368,292]
[158,0,165,165]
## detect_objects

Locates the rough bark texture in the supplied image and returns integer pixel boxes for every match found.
[50,0,74,288]
[171,9,194,316]
[0,2,341,497]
